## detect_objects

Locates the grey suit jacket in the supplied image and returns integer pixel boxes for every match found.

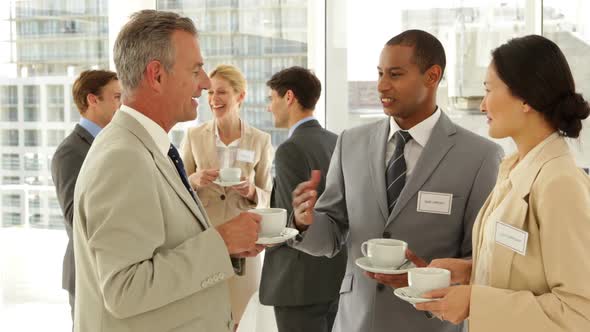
[73,111,235,332]
[51,124,94,295]
[260,119,347,306]
[291,112,503,332]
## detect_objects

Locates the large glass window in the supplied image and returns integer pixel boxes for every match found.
[1,129,19,146]
[1,153,20,170]
[47,129,65,147]
[47,85,65,122]
[23,129,41,146]
[335,0,526,155]
[0,85,18,121]
[23,85,40,121]
[157,0,314,148]
[543,0,590,167]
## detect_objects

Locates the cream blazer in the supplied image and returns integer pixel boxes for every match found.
[180,120,273,321]
[73,112,235,332]
[469,136,590,332]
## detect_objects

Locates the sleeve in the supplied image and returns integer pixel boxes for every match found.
[461,144,503,258]
[51,145,85,230]
[81,146,235,319]
[290,131,349,258]
[469,170,590,332]
[251,133,273,207]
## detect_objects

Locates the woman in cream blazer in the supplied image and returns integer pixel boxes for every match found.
[414,35,590,331]
[180,65,273,324]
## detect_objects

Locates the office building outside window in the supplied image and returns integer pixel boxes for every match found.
[156,0,310,148]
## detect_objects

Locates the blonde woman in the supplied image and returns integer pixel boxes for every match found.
[180,64,273,324]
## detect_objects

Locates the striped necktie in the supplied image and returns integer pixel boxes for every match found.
[386,130,412,214]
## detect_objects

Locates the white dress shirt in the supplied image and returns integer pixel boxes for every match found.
[214,120,243,169]
[386,107,441,179]
[119,105,170,158]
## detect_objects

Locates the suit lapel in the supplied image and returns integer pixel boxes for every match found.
[153,152,210,229]
[368,119,391,221]
[470,195,493,283]
[113,112,210,230]
[488,191,527,288]
[386,112,456,227]
[489,135,570,288]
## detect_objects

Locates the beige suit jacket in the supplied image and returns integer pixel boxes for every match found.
[73,111,235,332]
[180,120,273,321]
[469,136,590,332]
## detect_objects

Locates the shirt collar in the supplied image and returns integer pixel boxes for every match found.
[288,116,316,138]
[388,107,441,147]
[119,104,170,157]
[79,117,102,138]
[214,119,243,147]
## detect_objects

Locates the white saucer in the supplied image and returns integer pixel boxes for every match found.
[256,228,299,245]
[355,257,416,274]
[393,286,442,304]
[213,179,246,187]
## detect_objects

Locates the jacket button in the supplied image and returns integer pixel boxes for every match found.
[220,194,226,200]
[376,283,385,291]
[382,231,391,238]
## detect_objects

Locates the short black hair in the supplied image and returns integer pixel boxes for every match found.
[492,35,589,138]
[386,29,446,81]
[266,66,321,110]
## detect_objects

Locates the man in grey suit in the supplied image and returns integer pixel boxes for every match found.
[51,69,121,321]
[290,30,504,332]
[260,67,347,332]
[72,10,263,331]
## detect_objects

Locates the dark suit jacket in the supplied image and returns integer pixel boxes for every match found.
[260,119,347,306]
[51,124,94,294]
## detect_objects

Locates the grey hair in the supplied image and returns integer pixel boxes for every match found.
[113,10,198,93]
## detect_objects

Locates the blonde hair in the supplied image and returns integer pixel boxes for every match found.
[209,64,247,95]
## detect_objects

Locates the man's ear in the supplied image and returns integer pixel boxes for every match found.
[285,90,296,106]
[86,93,99,107]
[145,60,164,92]
[425,65,443,87]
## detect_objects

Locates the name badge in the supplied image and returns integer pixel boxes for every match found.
[417,191,453,215]
[495,222,528,256]
[236,149,255,163]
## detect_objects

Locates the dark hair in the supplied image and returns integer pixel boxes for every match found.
[386,29,446,81]
[492,35,589,138]
[72,70,118,114]
[266,66,321,110]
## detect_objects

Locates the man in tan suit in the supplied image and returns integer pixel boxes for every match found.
[72,10,263,332]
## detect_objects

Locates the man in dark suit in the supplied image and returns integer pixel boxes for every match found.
[51,69,121,322]
[260,66,347,332]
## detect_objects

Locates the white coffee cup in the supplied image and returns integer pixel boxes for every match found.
[249,208,287,237]
[219,167,241,182]
[408,267,451,293]
[360,238,407,268]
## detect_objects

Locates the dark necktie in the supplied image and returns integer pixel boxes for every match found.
[386,130,412,214]
[168,144,196,202]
